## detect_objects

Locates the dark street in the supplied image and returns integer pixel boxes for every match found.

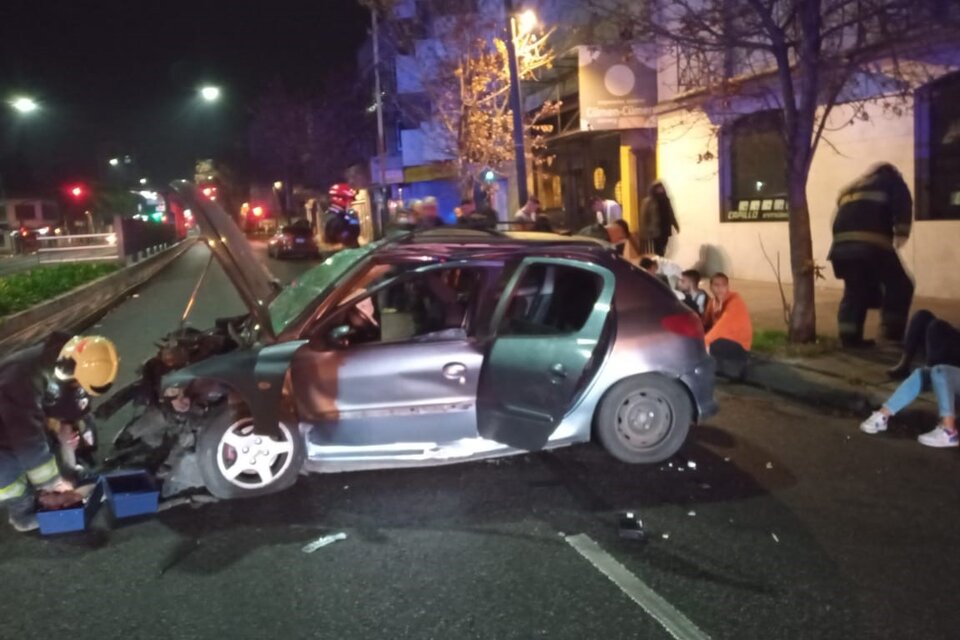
[1,245,957,639]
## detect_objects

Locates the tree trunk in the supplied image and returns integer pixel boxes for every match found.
[787,170,817,343]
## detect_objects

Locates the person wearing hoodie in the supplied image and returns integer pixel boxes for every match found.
[640,181,680,256]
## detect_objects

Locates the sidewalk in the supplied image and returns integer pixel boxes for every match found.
[732,279,960,415]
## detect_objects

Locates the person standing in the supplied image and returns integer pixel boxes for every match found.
[640,181,679,257]
[827,163,914,347]
[513,197,540,229]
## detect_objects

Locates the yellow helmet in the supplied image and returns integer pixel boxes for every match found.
[56,336,119,396]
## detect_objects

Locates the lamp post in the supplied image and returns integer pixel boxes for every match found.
[504,2,535,207]
[200,85,221,103]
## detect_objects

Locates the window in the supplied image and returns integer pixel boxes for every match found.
[499,264,602,336]
[723,110,790,222]
[917,72,960,220]
[14,203,36,222]
[326,267,486,346]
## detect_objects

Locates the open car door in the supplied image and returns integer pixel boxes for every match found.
[476,257,615,451]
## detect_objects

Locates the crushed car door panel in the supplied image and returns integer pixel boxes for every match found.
[289,264,491,447]
[476,258,615,451]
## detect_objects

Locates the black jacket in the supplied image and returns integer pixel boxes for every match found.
[830,167,912,256]
[0,333,70,487]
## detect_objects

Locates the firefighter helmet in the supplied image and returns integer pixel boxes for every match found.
[56,336,119,396]
[328,183,356,210]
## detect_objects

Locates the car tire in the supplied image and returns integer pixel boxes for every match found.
[595,374,693,464]
[196,405,306,499]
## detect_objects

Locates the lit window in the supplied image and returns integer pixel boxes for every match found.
[593,167,607,191]
[722,110,789,222]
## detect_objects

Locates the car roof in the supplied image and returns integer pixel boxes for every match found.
[374,228,615,262]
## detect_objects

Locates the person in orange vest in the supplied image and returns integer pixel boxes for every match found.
[703,273,753,379]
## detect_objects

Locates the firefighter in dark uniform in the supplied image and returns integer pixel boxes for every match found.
[0,333,118,532]
[827,163,914,347]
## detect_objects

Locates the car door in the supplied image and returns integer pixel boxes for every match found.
[288,264,490,449]
[476,257,615,451]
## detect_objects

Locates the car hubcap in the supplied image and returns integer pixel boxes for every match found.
[217,418,295,489]
[614,389,673,451]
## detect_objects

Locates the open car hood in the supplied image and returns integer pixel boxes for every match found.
[170,181,279,341]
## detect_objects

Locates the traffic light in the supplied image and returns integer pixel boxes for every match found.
[67,184,87,200]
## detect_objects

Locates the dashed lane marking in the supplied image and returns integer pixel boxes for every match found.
[564,533,711,640]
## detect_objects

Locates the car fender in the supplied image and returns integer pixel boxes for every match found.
[162,340,307,436]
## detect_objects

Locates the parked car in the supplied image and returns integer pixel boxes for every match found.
[267,220,320,259]
[106,182,717,499]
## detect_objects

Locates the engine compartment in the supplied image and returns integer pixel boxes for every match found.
[99,314,254,496]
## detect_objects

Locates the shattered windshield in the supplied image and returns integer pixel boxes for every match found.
[268,245,376,334]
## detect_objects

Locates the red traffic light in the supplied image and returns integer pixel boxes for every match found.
[252,206,264,218]
[67,184,87,199]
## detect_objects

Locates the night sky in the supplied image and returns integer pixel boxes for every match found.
[0,0,368,192]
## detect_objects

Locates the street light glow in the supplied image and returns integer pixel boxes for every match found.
[139,178,148,185]
[200,86,221,102]
[516,9,538,36]
[273,181,283,190]
[10,96,38,114]
[109,157,120,167]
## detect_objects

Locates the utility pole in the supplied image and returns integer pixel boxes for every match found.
[504,0,528,207]
[371,4,388,237]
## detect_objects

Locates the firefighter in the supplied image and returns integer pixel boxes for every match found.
[0,334,118,532]
[827,163,914,347]
[322,183,360,248]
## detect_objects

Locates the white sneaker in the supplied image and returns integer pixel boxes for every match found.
[860,411,889,435]
[917,426,959,448]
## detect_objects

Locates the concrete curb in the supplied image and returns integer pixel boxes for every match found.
[741,355,936,415]
[0,239,197,356]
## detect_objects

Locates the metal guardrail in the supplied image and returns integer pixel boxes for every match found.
[35,233,119,264]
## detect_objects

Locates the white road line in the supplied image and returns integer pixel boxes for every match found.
[565,533,711,640]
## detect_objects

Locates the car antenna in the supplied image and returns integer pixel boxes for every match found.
[180,252,215,329]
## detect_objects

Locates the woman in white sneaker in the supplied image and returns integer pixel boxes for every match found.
[861,364,960,447]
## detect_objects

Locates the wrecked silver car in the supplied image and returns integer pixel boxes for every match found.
[104,182,717,499]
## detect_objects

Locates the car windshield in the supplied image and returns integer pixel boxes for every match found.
[268,244,377,334]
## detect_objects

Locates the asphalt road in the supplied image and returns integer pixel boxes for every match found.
[1,242,958,639]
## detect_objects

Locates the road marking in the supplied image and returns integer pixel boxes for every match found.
[564,533,711,640]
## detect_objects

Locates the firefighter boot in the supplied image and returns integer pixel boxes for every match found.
[6,495,38,533]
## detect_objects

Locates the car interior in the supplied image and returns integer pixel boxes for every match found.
[500,264,602,336]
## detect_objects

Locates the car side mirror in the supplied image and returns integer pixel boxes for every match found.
[328,324,355,347]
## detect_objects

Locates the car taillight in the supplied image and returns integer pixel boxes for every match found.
[660,312,703,339]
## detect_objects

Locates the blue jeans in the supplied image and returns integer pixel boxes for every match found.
[885,365,960,417]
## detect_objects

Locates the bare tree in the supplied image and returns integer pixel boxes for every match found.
[592,0,958,342]
[378,0,559,196]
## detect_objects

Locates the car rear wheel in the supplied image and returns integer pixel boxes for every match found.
[595,374,692,464]
[196,407,306,499]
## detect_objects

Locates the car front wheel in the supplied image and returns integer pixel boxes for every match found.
[196,408,306,499]
[595,374,693,464]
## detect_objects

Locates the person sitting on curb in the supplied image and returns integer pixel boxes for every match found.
[679,269,709,318]
[886,310,960,379]
[703,273,753,379]
[861,364,960,448]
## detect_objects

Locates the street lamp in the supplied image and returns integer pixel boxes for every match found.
[200,85,221,102]
[109,157,120,167]
[273,180,283,190]
[9,96,38,114]
[504,2,536,206]
[139,178,148,185]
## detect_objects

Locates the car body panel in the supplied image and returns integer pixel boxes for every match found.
[476,257,617,451]
[290,337,484,447]
[170,181,279,340]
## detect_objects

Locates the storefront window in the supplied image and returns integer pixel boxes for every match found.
[723,110,789,222]
[917,72,960,220]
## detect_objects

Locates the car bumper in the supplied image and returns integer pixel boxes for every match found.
[681,356,718,421]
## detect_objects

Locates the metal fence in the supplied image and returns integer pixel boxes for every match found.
[35,232,120,264]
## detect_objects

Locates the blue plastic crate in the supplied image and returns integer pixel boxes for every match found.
[104,470,159,519]
[36,478,103,536]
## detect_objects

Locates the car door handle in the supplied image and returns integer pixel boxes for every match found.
[443,362,467,384]
[549,363,568,379]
